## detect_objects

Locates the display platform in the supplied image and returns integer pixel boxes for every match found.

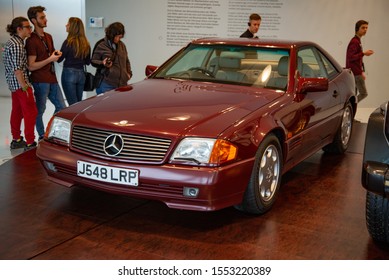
[1,122,388,260]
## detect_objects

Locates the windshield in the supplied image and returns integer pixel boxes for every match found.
[153,44,290,89]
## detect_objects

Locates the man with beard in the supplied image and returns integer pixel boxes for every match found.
[25,5,66,141]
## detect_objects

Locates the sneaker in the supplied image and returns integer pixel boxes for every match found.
[24,141,37,151]
[10,137,26,149]
[38,135,44,141]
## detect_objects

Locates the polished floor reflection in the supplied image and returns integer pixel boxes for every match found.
[1,126,388,260]
[0,96,388,260]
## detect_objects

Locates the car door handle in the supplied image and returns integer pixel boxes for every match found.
[333,90,339,97]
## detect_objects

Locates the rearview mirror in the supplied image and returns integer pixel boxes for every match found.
[297,77,328,94]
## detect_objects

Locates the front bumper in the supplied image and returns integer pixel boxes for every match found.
[362,103,389,196]
[362,161,389,195]
[36,141,254,211]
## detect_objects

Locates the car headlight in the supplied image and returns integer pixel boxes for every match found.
[170,138,237,165]
[47,117,71,143]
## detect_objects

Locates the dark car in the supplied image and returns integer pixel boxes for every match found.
[36,38,357,214]
[362,101,389,243]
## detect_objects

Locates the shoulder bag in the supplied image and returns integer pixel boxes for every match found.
[83,65,95,91]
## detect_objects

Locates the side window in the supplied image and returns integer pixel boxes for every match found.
[317,51,339,79]
[297,48,321,78]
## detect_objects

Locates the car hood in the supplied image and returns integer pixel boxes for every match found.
[61,79,280,138]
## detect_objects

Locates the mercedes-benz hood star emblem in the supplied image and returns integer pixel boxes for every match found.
[104,134,124,156]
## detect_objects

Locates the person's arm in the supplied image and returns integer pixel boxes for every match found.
[91,41,105,68]
[91,43,111,69]
[14,69,28,90]
[57,40,68,64]
[85,46,91,66]
[27,52,61,71]
[9,44,29,90]
[123,44,132,79]
[346,41,364,63]
[126,56,132,79]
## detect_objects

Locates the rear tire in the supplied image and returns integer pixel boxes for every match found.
[235,134,282,215]
[323,102,353,154]
[366,191,389,243]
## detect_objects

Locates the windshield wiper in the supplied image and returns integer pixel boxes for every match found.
[153,76,184,81]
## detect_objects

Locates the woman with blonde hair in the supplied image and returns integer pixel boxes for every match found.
[58,17,90,105]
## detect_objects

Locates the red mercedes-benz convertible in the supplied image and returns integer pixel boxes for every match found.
[36,38,357,214]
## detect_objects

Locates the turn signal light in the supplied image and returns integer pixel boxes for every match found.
[209,140,237,165]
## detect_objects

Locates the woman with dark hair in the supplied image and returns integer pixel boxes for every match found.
[91,22,132,94]
[58,17,91,105]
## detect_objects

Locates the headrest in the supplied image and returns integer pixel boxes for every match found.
[219,57,241,69]
[278,56,289,76]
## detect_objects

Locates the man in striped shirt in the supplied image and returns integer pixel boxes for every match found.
[3,16,38,150]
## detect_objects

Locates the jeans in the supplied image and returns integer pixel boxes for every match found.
[355,75,368,102]
[32,82,66,138]
[61,67,85,106]
[96,80,116,95]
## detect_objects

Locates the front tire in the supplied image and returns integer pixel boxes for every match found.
[366,191,389,243]
[236,134,283,215]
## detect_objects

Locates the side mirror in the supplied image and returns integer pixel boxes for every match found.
[145,65,158,77]
[297,77,328,94]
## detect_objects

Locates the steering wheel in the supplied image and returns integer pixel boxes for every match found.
[188,67,215,78]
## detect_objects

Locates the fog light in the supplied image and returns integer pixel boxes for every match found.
[44,161,57,172]
[183,187,199,198]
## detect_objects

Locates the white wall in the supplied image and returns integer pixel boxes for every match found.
[0,0,16,97]
[84,0,388,109]
[278,0,388,109]
[1,0,387,108]
[0,0,84,96]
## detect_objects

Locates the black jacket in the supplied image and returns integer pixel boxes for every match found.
[240,29,257,38]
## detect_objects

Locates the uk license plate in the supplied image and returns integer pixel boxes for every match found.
[77,160,139,186]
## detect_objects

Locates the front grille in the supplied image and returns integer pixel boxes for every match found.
[49,163,184,196]
[71,126,172,163]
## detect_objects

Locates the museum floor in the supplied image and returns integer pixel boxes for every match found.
[0,97,388,260]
